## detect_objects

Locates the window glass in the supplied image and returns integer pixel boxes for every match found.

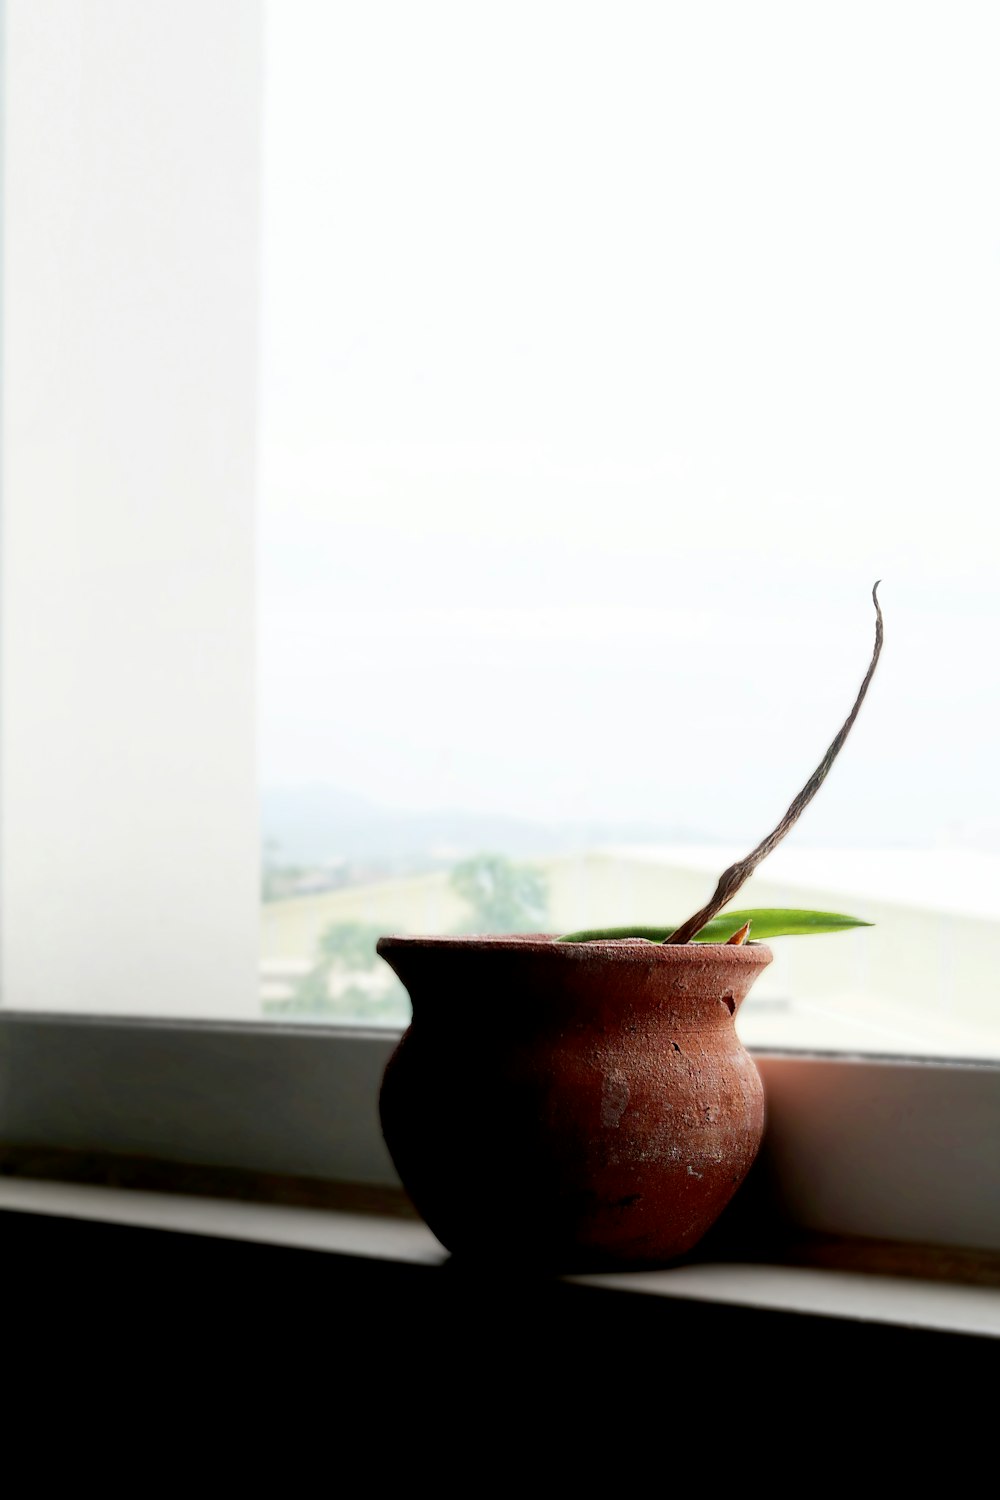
[3,4,995,1052]
[260,1,1000,1056]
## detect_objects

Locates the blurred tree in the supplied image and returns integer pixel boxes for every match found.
[263,919,408,1022]
[450,853,549,934]
[260,839,305,903]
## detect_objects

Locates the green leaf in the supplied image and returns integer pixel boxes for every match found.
[557,909,873,944]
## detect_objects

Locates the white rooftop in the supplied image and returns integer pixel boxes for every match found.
[599,845,1000,924]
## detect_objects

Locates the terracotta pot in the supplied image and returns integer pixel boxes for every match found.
[377,934,772,1272]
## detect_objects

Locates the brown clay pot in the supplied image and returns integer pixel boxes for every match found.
[377,933,772,1272]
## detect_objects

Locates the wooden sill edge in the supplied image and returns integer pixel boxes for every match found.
[2,1141,999,1292]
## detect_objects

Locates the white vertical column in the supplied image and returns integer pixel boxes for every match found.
[1,1,261,1016]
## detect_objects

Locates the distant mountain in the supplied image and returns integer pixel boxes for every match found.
[260,784,724,867]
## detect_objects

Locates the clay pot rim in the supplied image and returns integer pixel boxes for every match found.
[377,933,772,965]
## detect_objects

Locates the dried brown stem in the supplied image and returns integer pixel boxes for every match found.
[664,582,884,945]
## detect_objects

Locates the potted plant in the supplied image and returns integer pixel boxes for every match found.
[377,585,885,1272]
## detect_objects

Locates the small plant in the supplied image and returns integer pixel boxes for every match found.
[559,582,884,947]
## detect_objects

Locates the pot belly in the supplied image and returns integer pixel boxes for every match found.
[379,1027,765,1272]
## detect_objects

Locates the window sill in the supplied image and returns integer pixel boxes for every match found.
[1,1174,997,1343]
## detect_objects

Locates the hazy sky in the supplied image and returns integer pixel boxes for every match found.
[257,2,1000,847]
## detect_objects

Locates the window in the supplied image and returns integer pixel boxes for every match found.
[2,1,999,1261]
[257,1,1000,1063]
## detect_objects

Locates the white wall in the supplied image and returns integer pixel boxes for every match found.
[1,2,262,1015]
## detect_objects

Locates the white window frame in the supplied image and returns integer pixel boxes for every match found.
[2,1012,999,1257]
[2,0,999,1271]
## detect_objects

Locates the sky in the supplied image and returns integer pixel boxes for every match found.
[256,1,1000,848]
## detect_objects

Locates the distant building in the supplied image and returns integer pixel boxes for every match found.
[259,845,1000,1059]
